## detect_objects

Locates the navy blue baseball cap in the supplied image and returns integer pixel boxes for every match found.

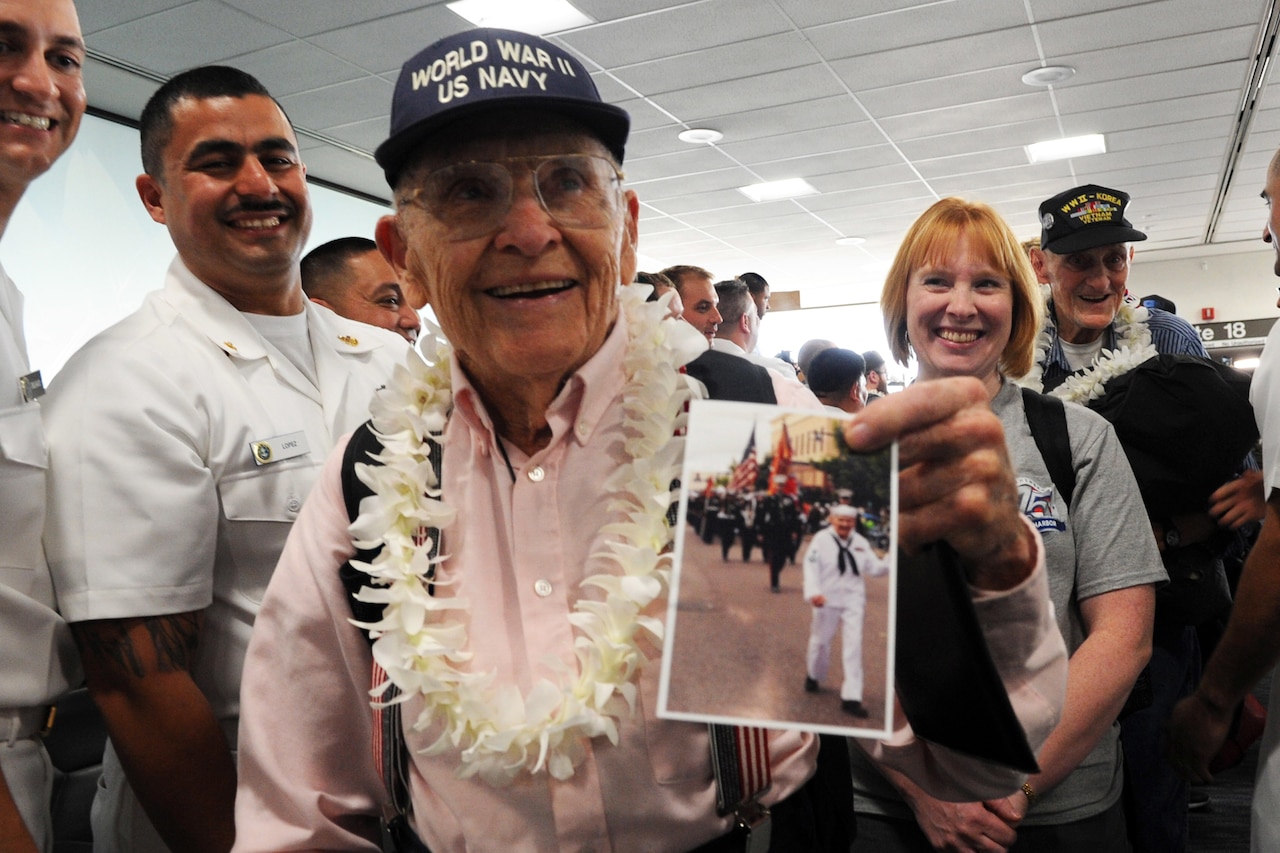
[1038,184,1147,253]
[375,28,631,186]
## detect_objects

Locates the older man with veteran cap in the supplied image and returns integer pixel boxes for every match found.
[1026,184,1263,852]
[232,27,1068,853]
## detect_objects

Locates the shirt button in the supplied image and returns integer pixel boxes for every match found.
[527,465,546,482]
[287,498,301,512]
[575,420,589,439]
[534,579,553,597]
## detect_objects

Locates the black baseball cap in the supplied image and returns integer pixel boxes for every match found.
[375,28,630,187]
[1038,184,1147,253]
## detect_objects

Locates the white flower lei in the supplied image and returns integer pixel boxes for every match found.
[1016,284,1158,403]
[347,285,694,787]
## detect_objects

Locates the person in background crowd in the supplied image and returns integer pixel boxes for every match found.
[1028,183,1263,853]
[739,271,770,322]
[862,350,888,401]
[663,263,721,342]
[807,348,866,415]
[301,236,421,343]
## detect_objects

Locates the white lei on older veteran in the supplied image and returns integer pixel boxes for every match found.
[347,285,704,786]
[1016,285,1157,402]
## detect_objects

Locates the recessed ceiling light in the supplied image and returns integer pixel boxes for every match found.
[1026,133,1106,164]
[1021,65,1076,87]
[835,236,866,246]
[738,178,819,202]
[678,128,723,144]
[447,0,592,35]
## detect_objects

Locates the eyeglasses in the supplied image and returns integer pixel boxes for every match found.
[399,154,624,241]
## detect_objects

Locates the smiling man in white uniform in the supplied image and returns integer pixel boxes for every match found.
[41,66,405,853]
[0,1,85,851]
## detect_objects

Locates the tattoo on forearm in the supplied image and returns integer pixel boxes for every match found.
[78,623,147,678]
[77,613,200,678]
[146,613,199,672]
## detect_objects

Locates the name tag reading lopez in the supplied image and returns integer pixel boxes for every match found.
[249,431,309,467]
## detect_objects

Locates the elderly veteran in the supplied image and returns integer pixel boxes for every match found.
[232,28,1067,853]
[1027,184,1262,853]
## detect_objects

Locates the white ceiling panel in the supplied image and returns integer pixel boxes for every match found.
[829,28,1040,94]
[278,77,395,132]
[307,6,469,76]
[1035,0,1266,56]
[714,122,884,165]
[1060,91,1238,135]
[75,0,192,35]
[621,147,741,183]
[608,32,813,95]
[1054,62,1248,115]
[224,41,368,99]
[217,0,439,39]
[89,2,292,75]
[559,0,791,68]
[692,96,868,142]
[647,65,849,123]
[805,0,1027,61]
[877,92,1057,140]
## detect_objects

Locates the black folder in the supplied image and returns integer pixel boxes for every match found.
[894,543,1040,774]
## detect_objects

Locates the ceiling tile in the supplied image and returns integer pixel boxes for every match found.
[695,96,868,142]
[75,0,191,35]
[623,147,742,183]
[559,0,792,69]
[647,65,848,123]
[716,122,885,164]
[224,40,368,98]
[83,57,162,121]
[278,77,395,133]
[805,0,1026,61]
[308,5,469,76]
[1054,62,1248,115]
[1035,0,1264,56]
[858,65,1036,119]
[877,92,1056,142]
[321,118,389,152]
[610,32,813,95]
[830,29,1039,94]
[217,0,438,38]
[88,2,292,75]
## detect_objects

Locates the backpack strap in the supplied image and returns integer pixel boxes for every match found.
[338,421,442,849]
[1020,387,1075,509]
[339,421,391,636]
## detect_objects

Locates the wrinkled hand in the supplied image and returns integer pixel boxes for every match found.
[1165,692,1234,785]
[843,378,1036,591]
[1209,469,1265,530]
[903,792,1019,852]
